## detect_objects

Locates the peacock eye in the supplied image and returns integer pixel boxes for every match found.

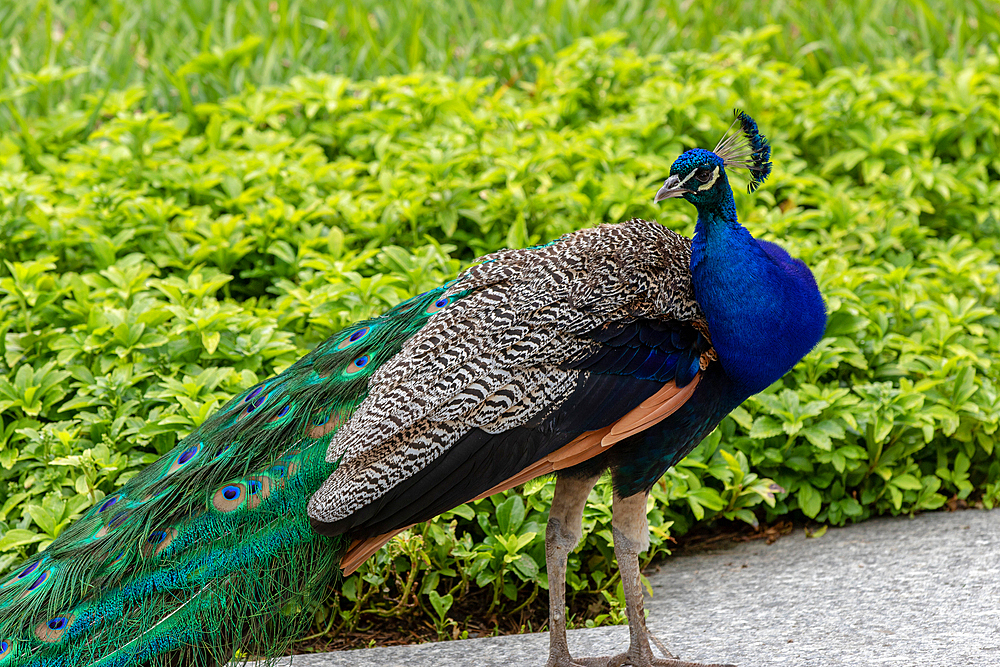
[694,168,713,183]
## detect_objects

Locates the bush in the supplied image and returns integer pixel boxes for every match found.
[1,28,998,641]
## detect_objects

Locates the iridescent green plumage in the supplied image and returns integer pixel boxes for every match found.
[0,286,459,667]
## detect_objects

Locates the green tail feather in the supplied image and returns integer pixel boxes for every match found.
[0,286,463,667]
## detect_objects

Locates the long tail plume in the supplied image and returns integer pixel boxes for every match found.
[0,286,461,667]
[0,429,345,667]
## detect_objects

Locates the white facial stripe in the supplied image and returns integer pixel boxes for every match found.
[697,166,720,191]
[676,171,696,188]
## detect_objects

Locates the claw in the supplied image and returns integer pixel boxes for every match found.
[545,487,735,667]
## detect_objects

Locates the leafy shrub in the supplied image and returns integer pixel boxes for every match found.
[2,0,999,117]
[1,28,999,640]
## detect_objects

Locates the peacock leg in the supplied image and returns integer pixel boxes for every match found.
[570,491,736,667]
[545,472,601,667]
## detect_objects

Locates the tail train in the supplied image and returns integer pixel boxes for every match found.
[0,287,457,667]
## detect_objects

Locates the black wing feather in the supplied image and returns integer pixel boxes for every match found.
[313,371,668,538]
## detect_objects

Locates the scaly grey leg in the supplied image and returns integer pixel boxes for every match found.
[545,473,601,667]
[570,491,736,667]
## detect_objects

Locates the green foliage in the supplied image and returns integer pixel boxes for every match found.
[1,23,999,639]
[2,0,999,120]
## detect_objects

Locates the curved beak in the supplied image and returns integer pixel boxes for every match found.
[654,175,688,203]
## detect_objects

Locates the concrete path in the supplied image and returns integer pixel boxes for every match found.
[279,509,999,667]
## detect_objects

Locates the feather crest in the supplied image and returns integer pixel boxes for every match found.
[713,109,773,192]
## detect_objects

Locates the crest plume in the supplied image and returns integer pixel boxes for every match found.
[713,109,773,192]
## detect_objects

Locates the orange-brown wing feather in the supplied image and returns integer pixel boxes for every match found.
[342,527,412,575]
[602,377,700,445]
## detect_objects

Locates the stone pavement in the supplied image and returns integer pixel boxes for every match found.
[276,509,999,667]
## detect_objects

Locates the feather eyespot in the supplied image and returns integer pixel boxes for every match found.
[25,570,48,592]
[16,561,40,580]
[142,528,178,557]
[34,614,74,644]
[244,386,264,403]
[345,355,371,375]
[425,297,450,315]
[93,511,127,540]
[97,496,119,513]
[309,412,341,437]
[241,392,270,420]
[279,450,303,478]
[167,443,201,474]
[1,561,40,590]
[336,327,370,350]
[212,483,246,513]
[147,531,166,545]
[270,403,292,423]
[0,640,12,659]
[245,476,271,509]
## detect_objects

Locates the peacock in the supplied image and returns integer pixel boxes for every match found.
[0,111,825,667]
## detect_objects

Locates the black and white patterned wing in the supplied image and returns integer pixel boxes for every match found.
[307,219,708,545]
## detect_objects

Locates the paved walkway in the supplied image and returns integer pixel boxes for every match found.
[278,509,999,667]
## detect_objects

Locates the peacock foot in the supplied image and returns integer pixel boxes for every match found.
[566,654,736,667]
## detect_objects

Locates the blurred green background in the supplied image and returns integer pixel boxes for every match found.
[2,0,999,120]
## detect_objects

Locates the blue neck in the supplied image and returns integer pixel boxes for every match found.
[690,199,826,396]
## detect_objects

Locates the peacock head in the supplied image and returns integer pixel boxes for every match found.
[655,110,772,207]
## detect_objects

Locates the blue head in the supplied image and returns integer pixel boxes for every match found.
[655,110,773,209]
[655,148,732,209]
[654,111,825,397]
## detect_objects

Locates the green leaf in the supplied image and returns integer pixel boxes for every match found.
[511,553,539,579]
[427,590,454,621]
[750,416,784,439]
[797,483,822,518]
[0,529,44,551]
[496,495,525,535]
[728,407,753,431]
[444,504,475,520]
[202,331,221,355]
[506,217,529,249]
[26,505,59,537]
[341,576,359,602]
[806,525,827,538]
[891,474,923,491]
